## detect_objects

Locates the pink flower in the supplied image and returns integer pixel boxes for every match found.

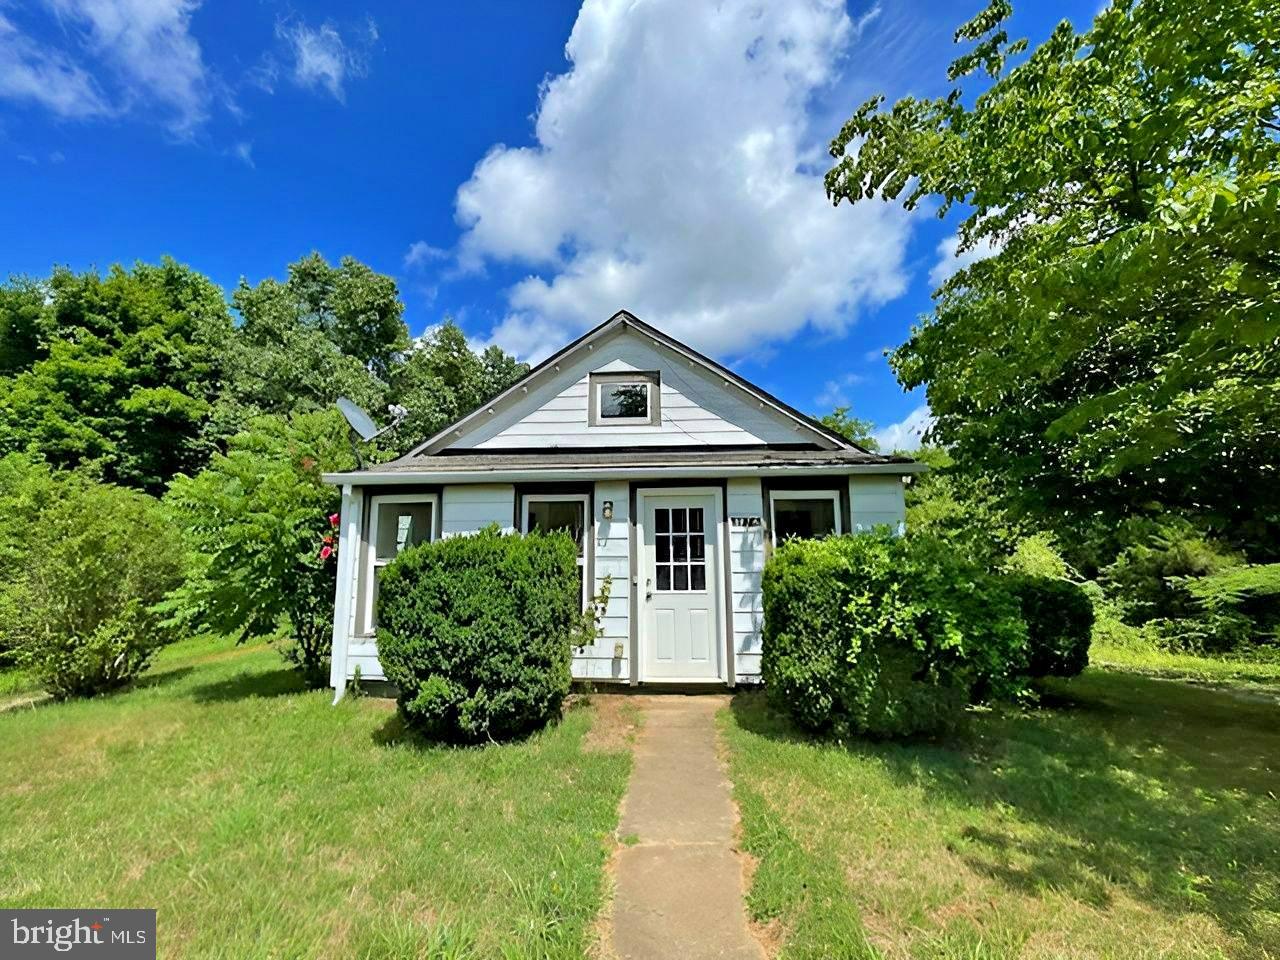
[328,513,340,527]
[319,545,333,560]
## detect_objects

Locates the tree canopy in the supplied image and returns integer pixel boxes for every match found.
[0,259,233,492]
[827,0,1280,558]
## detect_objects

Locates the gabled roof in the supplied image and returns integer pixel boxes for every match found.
[398,309,865,459]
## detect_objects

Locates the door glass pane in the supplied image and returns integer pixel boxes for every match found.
[673,536,687,562]
[773,498,836,542]
[689,508,704,533]
[673,509,687,533]
[690,565,706,590]
[526,500,585,556]
[655,565,671,591]
[655,508,669,533]
[690,536,704,560]
[375,502,433,561]
[673,565,689,591]
[656,535,670,562]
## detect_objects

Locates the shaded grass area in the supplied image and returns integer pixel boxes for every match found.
[0,636,632,959]
[722,671,1280,960]
[1091,639,1280,690]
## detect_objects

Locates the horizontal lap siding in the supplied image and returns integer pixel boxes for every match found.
[458,333,803,449]
[441,484,516,536]
[727,478,765,684]
[577,480,630,681]
[849,476,906,534]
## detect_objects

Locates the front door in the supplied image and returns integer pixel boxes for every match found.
[640,492,722,680]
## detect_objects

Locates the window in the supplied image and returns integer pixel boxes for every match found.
[521,494,590,606]
[362,494,437,634]
[589,371,661,425]
[769,490,841,545]
[653,506,707,592]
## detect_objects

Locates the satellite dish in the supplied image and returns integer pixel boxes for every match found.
[337,397,378,441]
[336,397,410,467]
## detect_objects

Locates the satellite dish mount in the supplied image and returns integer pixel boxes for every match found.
[337,397,408,469]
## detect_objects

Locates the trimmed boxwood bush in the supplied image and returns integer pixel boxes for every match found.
[376,526,580,742]
[761,531,1027,738]
[1007,575,1093,678]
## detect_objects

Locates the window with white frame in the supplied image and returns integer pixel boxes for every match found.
[589,371,660,425]
[769,490,841,545]
[362,493,437,634]
[521,493,590,607]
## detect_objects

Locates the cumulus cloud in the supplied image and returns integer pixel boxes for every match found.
[453,0,916,362]
[874,403,933,452]
[929,230,1002,287]
[276,17,374,103]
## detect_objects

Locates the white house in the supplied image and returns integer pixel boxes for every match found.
[323,310,924,698]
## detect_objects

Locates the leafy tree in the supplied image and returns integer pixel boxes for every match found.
[213,253,405,438]
[0,260,233,492]
[163,411,354,684]
[819,406,879,451]
[388,321,529,449]
[0,276,48,375]
[827,0,1280,559]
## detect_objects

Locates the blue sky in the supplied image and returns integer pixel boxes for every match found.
[0,0,1097,447]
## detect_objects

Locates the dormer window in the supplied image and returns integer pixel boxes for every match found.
[589,371,661,426]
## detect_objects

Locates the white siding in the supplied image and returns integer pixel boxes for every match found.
[849,476,906,534]
[441,484,515,536]
[453,331,809,449]
[727,478,766,683]
[575,480,630,681]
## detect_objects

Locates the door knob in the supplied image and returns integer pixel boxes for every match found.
[646,577,653,600]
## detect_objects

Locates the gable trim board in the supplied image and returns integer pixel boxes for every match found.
[326,310,920,697]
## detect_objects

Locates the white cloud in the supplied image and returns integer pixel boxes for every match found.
[46,0,212,136]
[874,403,933,451]
[0,1,213,135]
[929,230,1002,287]
[814,372,866,411]
[231,140,253,167]
[453,0,916,362]
[403,241,449,270]
[0,13,112,118]
[277,17,373,103]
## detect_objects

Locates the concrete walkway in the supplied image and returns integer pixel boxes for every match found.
[610,696,764,960]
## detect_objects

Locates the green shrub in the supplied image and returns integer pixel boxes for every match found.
[10,481,185,699]
[376,526,581,742]
[1101,526,1242,624]
[1006,575,1093,678]
[761,531,1027,739]
[0,453,62,667]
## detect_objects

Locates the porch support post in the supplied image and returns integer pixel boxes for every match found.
[330,483,359,704]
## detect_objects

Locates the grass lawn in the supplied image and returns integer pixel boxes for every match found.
[0,636,634,959]
[1091,640,1280,691]
[722,670,1280,960]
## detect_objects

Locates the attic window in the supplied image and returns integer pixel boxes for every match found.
[589,371,661,426]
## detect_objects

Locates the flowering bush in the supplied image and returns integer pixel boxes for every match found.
[164,411,351,684]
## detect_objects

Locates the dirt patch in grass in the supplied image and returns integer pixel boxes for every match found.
[581,693,642,753]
